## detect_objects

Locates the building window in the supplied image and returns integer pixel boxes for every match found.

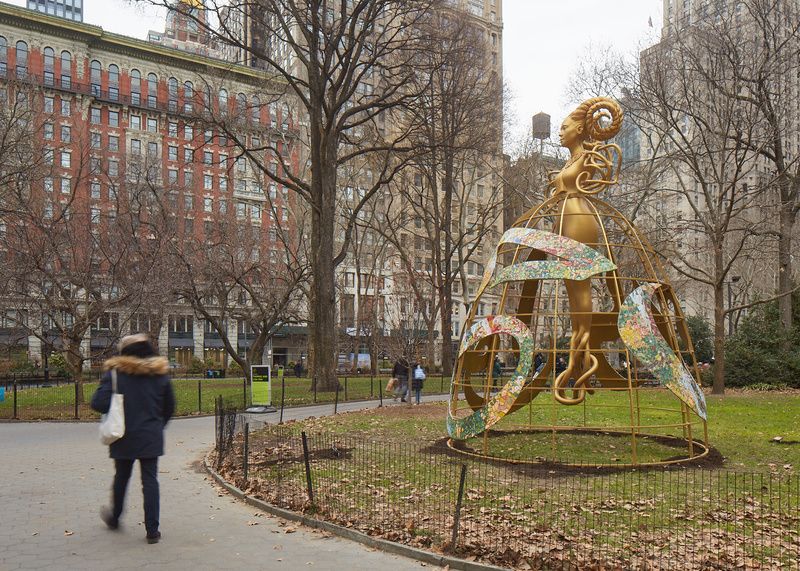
[44,96,54,113]
[204,197,213,212]
[130,139,141,155]
[168,168,178,184]
[44,149,54,165]
[90,157,100,173]
[60,151,71,168]
[147,141,158,157]
[219,199,227,214]
[183,81,193,112]
[184,194,193,210]
[90,107,101,124]
[60,98,70,116]
[130,114,141,130]
[168,145,178,161]
[168,77,178,112]
[91,132,101,149]
[204,174,213,190]
[43,123,54,140]
[15,40,28,76]
[219,177,227,192]
[90,59,101,96]
[183,170,193,186]
[108,64,119,100]
[43,47,55,85]
[44,177,53,192]
[108,110,119,127]
[60,177,70,194]
[130,69,141,105]
[218,88,228,113]
[184,148,194,163]
[204,151,213,165]
[60,50,71,88]
[108,160,119,177]
[60,125,71,142]
[0,36,6,76]
[168,121,177,137]
[147,72,158,108]
[146,117,157,133]
[91,181,101,199]
[184,124,193,140]
[108,135,119,152]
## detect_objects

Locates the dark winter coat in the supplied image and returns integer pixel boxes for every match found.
[91,355,176,460]
[392,360,409,382]
[411,364,425,390]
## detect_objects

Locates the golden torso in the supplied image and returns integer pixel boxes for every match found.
[553,153,599,246]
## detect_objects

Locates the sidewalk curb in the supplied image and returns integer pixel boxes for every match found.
[203,454,507,571]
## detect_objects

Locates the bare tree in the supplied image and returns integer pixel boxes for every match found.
[390,8,504,374]
[134,0,436,390]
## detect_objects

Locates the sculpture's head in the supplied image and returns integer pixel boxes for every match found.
[560,97,623,149]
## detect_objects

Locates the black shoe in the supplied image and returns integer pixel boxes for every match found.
[400,398,406,402]
[100,507,119,530]
[146,531,161,544]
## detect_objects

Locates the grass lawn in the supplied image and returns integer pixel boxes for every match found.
[222,390,800,569]
[0,374,451,420]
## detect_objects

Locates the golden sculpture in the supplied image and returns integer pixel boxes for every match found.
[446,97,708,467]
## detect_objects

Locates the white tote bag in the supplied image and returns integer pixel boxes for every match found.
[99,369,125,445]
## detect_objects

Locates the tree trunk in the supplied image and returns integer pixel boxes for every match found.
[440,157,455,375]
[308,119,339,391]
[778,198,794,331]
[65,343,85,405]
[712,250,726,395]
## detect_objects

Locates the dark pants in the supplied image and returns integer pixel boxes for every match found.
[112,457,159,534]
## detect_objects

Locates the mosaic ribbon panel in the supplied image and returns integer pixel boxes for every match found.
[447,315,534,440]
[618,283,707,420]
[476,228,616,299]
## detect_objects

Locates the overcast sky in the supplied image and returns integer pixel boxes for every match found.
[9,0,664,149]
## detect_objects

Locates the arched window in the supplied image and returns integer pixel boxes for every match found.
[251,95,260,125]
[108,64,119,101]
[0,37,7,76]
[15,40,28,77]
[147,73,158,108]
[60,51,71,88]
[236,92,247,116]
[218,88,228,114]
[130,69,141,105]
[168,77,178,112]
[43,47,55,86]
[90,59,101,96]
[183,81,194,113]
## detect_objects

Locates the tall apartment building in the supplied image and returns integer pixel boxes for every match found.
[26,0,82,22]
[0,1,301,368]
[635,0,800,324]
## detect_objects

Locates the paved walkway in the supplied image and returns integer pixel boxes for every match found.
[0,398,445,570]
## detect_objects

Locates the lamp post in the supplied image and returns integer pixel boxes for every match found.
[727,275,741,336]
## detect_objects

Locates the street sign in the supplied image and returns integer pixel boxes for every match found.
[250,365,271,406]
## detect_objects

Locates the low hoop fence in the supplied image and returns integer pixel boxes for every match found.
[213,407,800,570]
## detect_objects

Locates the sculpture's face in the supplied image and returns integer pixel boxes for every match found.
[559,116,584,148]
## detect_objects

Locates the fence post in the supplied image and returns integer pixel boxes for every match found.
[279,374,286,425]
[301,431,314,504]
[450,464,468,551]
[370,374,374,398]
[197,379,202,414]
[313,377,317,403]
[378,377,383,408]
[334,381,339,415]
[344,376,348,401]
[242,377,248,408]
[441,372,444,394]
[74,381,79,419]
[13,380,18,420]
[214,396,220,452]
[242,422,249,481]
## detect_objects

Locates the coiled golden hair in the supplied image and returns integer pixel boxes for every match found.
[568,97,623,142]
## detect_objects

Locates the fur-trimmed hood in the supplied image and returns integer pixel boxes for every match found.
[102,355,169,376]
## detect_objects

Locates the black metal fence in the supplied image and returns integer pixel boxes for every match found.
[214,407,800,570]
[0,373,451,420]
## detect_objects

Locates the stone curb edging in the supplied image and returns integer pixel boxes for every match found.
[203,454,508,571]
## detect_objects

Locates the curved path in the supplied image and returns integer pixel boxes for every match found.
[0,399,441,570]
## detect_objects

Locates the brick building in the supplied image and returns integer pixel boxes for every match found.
[0,1,301,369]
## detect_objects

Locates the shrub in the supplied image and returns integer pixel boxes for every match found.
[724,291,800,389]
[48,352,70,376]
[187,357,205,374]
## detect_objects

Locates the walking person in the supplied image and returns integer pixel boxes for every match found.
[91,333,176,544]
[411,361,426,405]
[391,357,409,402]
